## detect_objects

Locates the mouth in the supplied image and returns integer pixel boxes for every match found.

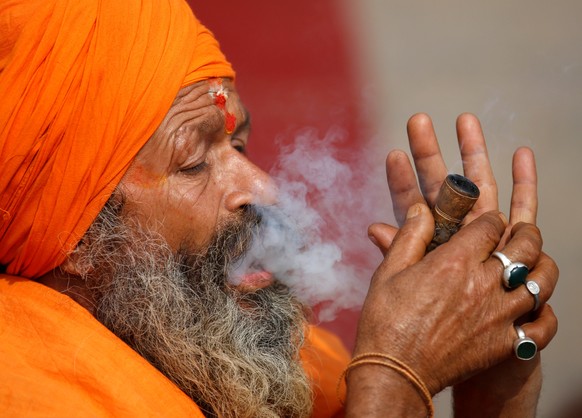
[229,269,274,292]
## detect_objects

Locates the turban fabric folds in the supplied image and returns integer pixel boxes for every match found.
[0,0,235,278]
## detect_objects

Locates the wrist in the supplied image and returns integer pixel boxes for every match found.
[343,356,433,418]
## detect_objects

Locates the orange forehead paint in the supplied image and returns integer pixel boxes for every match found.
[124,164,168,189]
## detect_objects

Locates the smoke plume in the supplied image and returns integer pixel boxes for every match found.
[233,127,392,322]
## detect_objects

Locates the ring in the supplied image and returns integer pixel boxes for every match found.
[513,325,537,360]
[525,280,541,311]
[492,251,529,289]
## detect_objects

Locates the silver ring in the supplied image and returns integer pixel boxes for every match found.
[525,280,541,311]
[492,251,529,289]
[513,325,537,360]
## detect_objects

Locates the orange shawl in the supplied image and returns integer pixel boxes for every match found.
[0,275,348,417]
[0,0,234,278]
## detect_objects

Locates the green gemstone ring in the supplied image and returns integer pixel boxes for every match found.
[514,325,537,360]
[492,251,529,289]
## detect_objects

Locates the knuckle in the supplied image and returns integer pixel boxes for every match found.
[540,314,559,348]
[511,224,542,262]
[550,312,558,334]
[528,305,559,350]
[514,222,542,245]
[547,254,560,279]
[538,255,560,295]
[436,255,467,283]
[448,256,466,275]
[472,212,504,243]
[542,253,560,281]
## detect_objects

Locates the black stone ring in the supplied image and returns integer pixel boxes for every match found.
[514,325,537,360]
[492,251,529,289]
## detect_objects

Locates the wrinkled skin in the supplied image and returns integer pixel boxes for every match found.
[345,113,558,417]
[118,79,276,257]
[47,79,277,305]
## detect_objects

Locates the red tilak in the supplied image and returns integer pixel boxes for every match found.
[225,112,236,134]
[214,94,226,110]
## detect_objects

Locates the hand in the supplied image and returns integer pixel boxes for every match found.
[349,114,558,417]
[368,113,514,252]
[347,207,557,417]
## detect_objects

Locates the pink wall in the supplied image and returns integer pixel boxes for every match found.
[191,1,364,169]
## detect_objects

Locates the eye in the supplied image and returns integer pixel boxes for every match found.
[232,138,247,155]
[180,161,208,175]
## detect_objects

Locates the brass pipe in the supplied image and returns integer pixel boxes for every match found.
[427,174,480,252]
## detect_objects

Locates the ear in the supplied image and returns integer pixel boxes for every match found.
[60,238,93,276]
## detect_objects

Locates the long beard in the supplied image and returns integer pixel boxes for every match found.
[74,200,313,418]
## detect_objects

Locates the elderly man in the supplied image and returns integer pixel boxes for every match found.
[0,0,558,417]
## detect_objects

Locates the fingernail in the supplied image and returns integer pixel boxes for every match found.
[406,203,422,219]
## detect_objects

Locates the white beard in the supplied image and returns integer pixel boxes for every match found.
[72,199,313,418]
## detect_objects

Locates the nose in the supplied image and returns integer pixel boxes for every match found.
[223,154,278,212]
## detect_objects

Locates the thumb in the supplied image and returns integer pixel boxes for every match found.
[368,223,399,257]
[377,203,434,279]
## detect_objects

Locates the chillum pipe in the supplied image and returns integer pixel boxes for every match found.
[426,174,480,252]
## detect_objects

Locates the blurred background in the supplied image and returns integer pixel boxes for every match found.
[193,1,581,416]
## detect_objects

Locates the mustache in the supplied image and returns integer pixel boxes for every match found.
[214,205,264,263]
[176,205,264,283]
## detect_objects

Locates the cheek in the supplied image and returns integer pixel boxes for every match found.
[161,181,222,250]
[119,175,224,252]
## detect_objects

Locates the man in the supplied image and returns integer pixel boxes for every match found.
[0,0,558,417]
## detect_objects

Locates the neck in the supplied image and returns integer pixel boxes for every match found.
[38,269,96,314]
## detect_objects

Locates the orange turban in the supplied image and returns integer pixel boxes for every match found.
[0,0,235,278]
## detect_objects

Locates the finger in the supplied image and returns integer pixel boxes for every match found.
[368,223,399,257]
[407,113,448,204]
[386,150,425,226]
[505,252,559,317]
[375,203,434,280]
[443,210,508,262]
[509,147,538,225]
[456,113,499,219]
[509,304,558,351]
[484,222,543,287]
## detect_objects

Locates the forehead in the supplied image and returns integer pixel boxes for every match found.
[170,78,247,132]
[127,78,249,167]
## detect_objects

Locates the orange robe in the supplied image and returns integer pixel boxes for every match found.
[0,275,349,417]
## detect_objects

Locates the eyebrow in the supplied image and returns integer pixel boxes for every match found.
[233,107,251,136]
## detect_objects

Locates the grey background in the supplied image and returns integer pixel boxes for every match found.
[340,1,582,416]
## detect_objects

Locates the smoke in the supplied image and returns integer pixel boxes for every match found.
[232,126,392,322]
